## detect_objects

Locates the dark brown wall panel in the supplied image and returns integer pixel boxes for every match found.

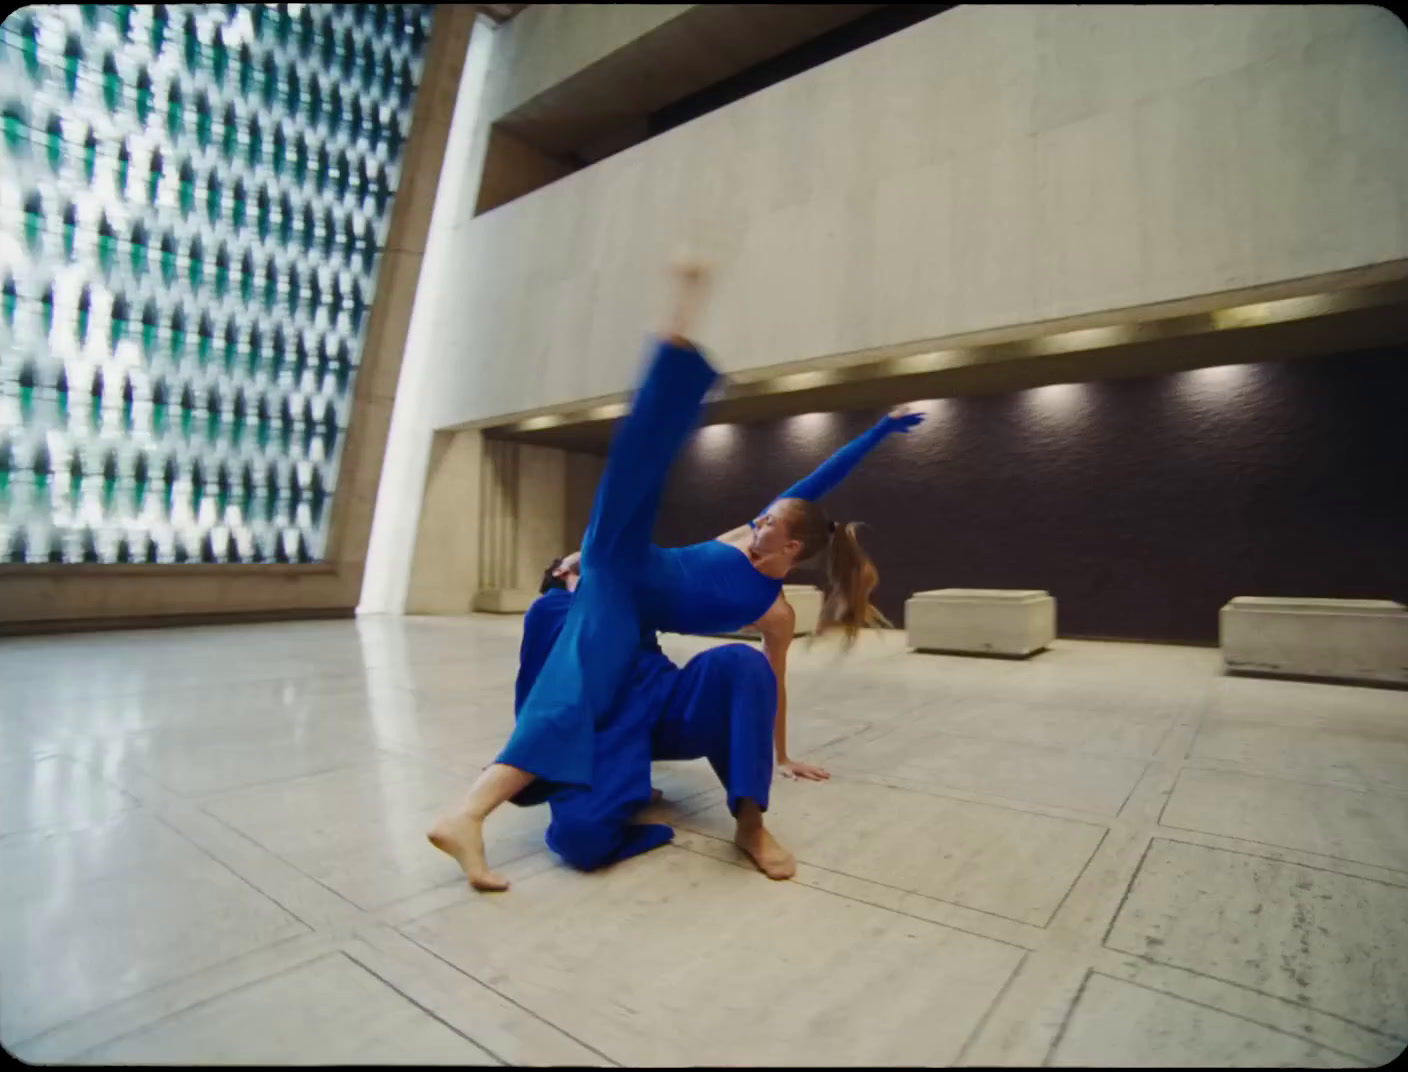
[649,347,1408,645]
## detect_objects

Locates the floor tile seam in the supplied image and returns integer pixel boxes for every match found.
[1098,834,1157,947]
[1198,712,1408,739]
[1149,717,1189,762]
[1083,964,1394,1063]
[0,807,179,866]
[370,650,512,671]
[668,836,1041,951]
[1095,944,1408,1045]
[397,673,521,692]
[373,851,559,930]
[10,747,182,811]
[170,752,403,804]
[365,697,508,722]
[826,767,1121,828]
[818,756,1141,818]
[1222,670,1408,695]
[4,803,302,895]
[191,752,426,809]
[677,796,1130,935]
[651,785,729,820]
[0,801,146,843]
[61,949,350,1064]
[177,803,378,922]
[1141,830,1408,889]
[1155,764,1181,826]
[815,717,1181,766]
[794,720,879,755]
[0,748,139,793]
[4,926,323,1056]
[149,809,327,934]
[1176,755,1408,799]
[1039,964,1094,1067]
[363,841,553,918]
[392,928,622,1067]
[338,948,507,1066]
[357,740,503,784]
[1040,825,1115,931]
[1036,826,1181,946]
[953,949,1032,1067]
[1112,759,1156,817]
[1180,695,1214,762]
[0,667,377,708]
[365,715,507,740]
[9,711,385,750]
[910,696,1197,727]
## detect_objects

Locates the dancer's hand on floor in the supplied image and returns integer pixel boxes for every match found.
[779,759,831,781]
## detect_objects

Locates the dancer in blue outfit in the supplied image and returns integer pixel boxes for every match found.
[518,581,781,876]
[428,259,922,890]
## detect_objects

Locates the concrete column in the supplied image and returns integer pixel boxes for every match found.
[405,428,484,615]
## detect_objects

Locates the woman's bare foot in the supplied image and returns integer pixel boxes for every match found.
[733,800,796,880]
[734,822,796,880]
[428,812,510,892]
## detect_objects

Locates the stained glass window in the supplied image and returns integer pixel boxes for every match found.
[0,3,432,565]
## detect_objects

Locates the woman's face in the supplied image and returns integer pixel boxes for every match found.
[750,509,801,562]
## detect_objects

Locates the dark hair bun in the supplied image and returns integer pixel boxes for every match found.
[540,558,569,594]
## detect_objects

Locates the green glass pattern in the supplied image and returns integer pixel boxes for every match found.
[1,4,433,564]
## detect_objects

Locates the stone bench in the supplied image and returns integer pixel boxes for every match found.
[783,584,823,636]
[906,589,1056,658]
[1220,597,1408,687]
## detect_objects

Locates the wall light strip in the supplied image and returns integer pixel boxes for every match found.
[517,414,565,432]
[1209,294,1343,331]
[1025,325,1136,357]
[496,281,1397,439]
[885,350,966,376]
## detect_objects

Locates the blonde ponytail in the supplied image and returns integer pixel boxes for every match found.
[817,522,891,646]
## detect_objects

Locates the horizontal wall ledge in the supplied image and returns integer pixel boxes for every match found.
[0,563,339,580]
[0,606,353,638]
[476,259,1408,453]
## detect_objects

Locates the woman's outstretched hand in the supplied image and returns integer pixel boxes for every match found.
[886,405,924,432]
[671,254,711,283]
[779,759,831,781]
[664,254,712,341]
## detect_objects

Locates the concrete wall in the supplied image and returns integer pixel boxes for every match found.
[651,345,1408,645]
[358,16,496,617]
[402,429,482,615]
[401,431,585,614]
[424,4,1408,428]
[482,4,694,124]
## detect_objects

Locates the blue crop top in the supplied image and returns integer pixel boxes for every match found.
[641,412,916,636]
[638,539,784,636]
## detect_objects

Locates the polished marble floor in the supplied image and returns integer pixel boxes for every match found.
[1,615,1405,1065]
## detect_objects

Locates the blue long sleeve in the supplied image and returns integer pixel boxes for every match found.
[774,418,897,504]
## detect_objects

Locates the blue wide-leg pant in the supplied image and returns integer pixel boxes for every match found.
[515,590,778,871]
[496,339,717,807]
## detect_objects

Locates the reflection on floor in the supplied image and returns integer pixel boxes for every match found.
[2,615,1405,1065]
